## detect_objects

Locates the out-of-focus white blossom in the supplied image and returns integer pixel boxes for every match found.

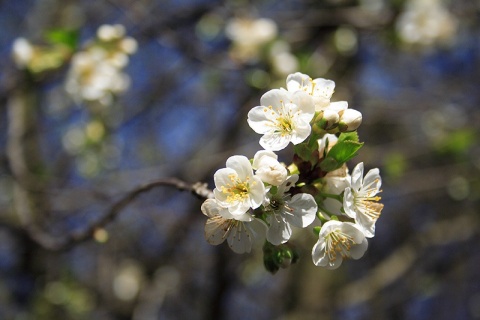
[66,50,130,105]
[396,0,458,47]
[11,37,71,73]
[269,40,299,76]
[65,24,137,105]
[97,24,126,41]
[312,220,368,269]
[12,38,34,68]
[343,162,383,238]
[225,17,277,63]
[247,89,315,151]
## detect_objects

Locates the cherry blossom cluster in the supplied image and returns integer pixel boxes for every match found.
[65,24,137,106]
[201,72,384,272]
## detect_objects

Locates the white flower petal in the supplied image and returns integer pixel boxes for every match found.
[286,72,311,92]
[260,89,290,110]
[351,162,365,191]
[201,199,226,218]
[205,215,229,245]
[291,90,315,115]
[284,193,317,228]
[312,78,335,100]
[228,199,251,216]
[249,176,266,208]
[266,215,292,245]
[363,168,382,194]
[252,150,278,169]
[227,221,253,253]
[259,133,291,151]
[328,101,348,112]
[226,155,253,181]
[247,106,276,134]
[227,218,268,254]
[290,122,311,145]
[342,187,356,219]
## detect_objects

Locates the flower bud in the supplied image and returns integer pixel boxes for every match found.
[338,109,362,132]
[322,109,340,130]
[263,242,299,274]
[253,150,287,186]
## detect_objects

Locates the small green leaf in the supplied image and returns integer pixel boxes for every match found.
[319,156,339,172]
[45,29,79,49]
[320,133,363,171]
[293,143,317,165]
[337,131,359,143]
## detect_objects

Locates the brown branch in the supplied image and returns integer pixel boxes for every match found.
[22,178,213,251]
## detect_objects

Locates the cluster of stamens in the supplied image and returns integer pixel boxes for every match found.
[325,230,356,261]
[356,178,383,220]
[220,174,252,203]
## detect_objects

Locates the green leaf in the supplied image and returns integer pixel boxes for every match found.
[320,133,363,171]
[293,131,322,165]
[319,156,339,172]
[293,142,318,165]
[337,131,359,143]
[45,29,79,49]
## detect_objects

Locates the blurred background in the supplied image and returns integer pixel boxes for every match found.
[1,0,479,319]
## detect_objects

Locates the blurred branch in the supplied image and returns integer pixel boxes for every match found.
[22,178,212,251]
[6,77,52,228]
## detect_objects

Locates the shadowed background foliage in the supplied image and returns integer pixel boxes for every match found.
[0,0,479,319]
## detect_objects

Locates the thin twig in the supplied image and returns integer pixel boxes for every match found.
[23,178,212,251]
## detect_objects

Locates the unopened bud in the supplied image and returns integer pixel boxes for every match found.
[322,109,340,130]
[338,109,362,132]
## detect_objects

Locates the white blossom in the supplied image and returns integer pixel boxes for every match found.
[286,73,363,131]
[252,150,287,186]
[65,50,130,105]
[247,89,315,151]
[65,24,136,105]
[12,38,34,68]
[264,175,317,245]
[286,72,335,111]
[343,162,383,238]
[312,220,368,269]
[97,24,126,41]
[213,155,265,216]
[201,199,267,254]
[269,40,298,76]
[225,17,278,62]
[396,0,458,47]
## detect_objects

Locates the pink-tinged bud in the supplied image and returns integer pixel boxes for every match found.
[338,109,362,132]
